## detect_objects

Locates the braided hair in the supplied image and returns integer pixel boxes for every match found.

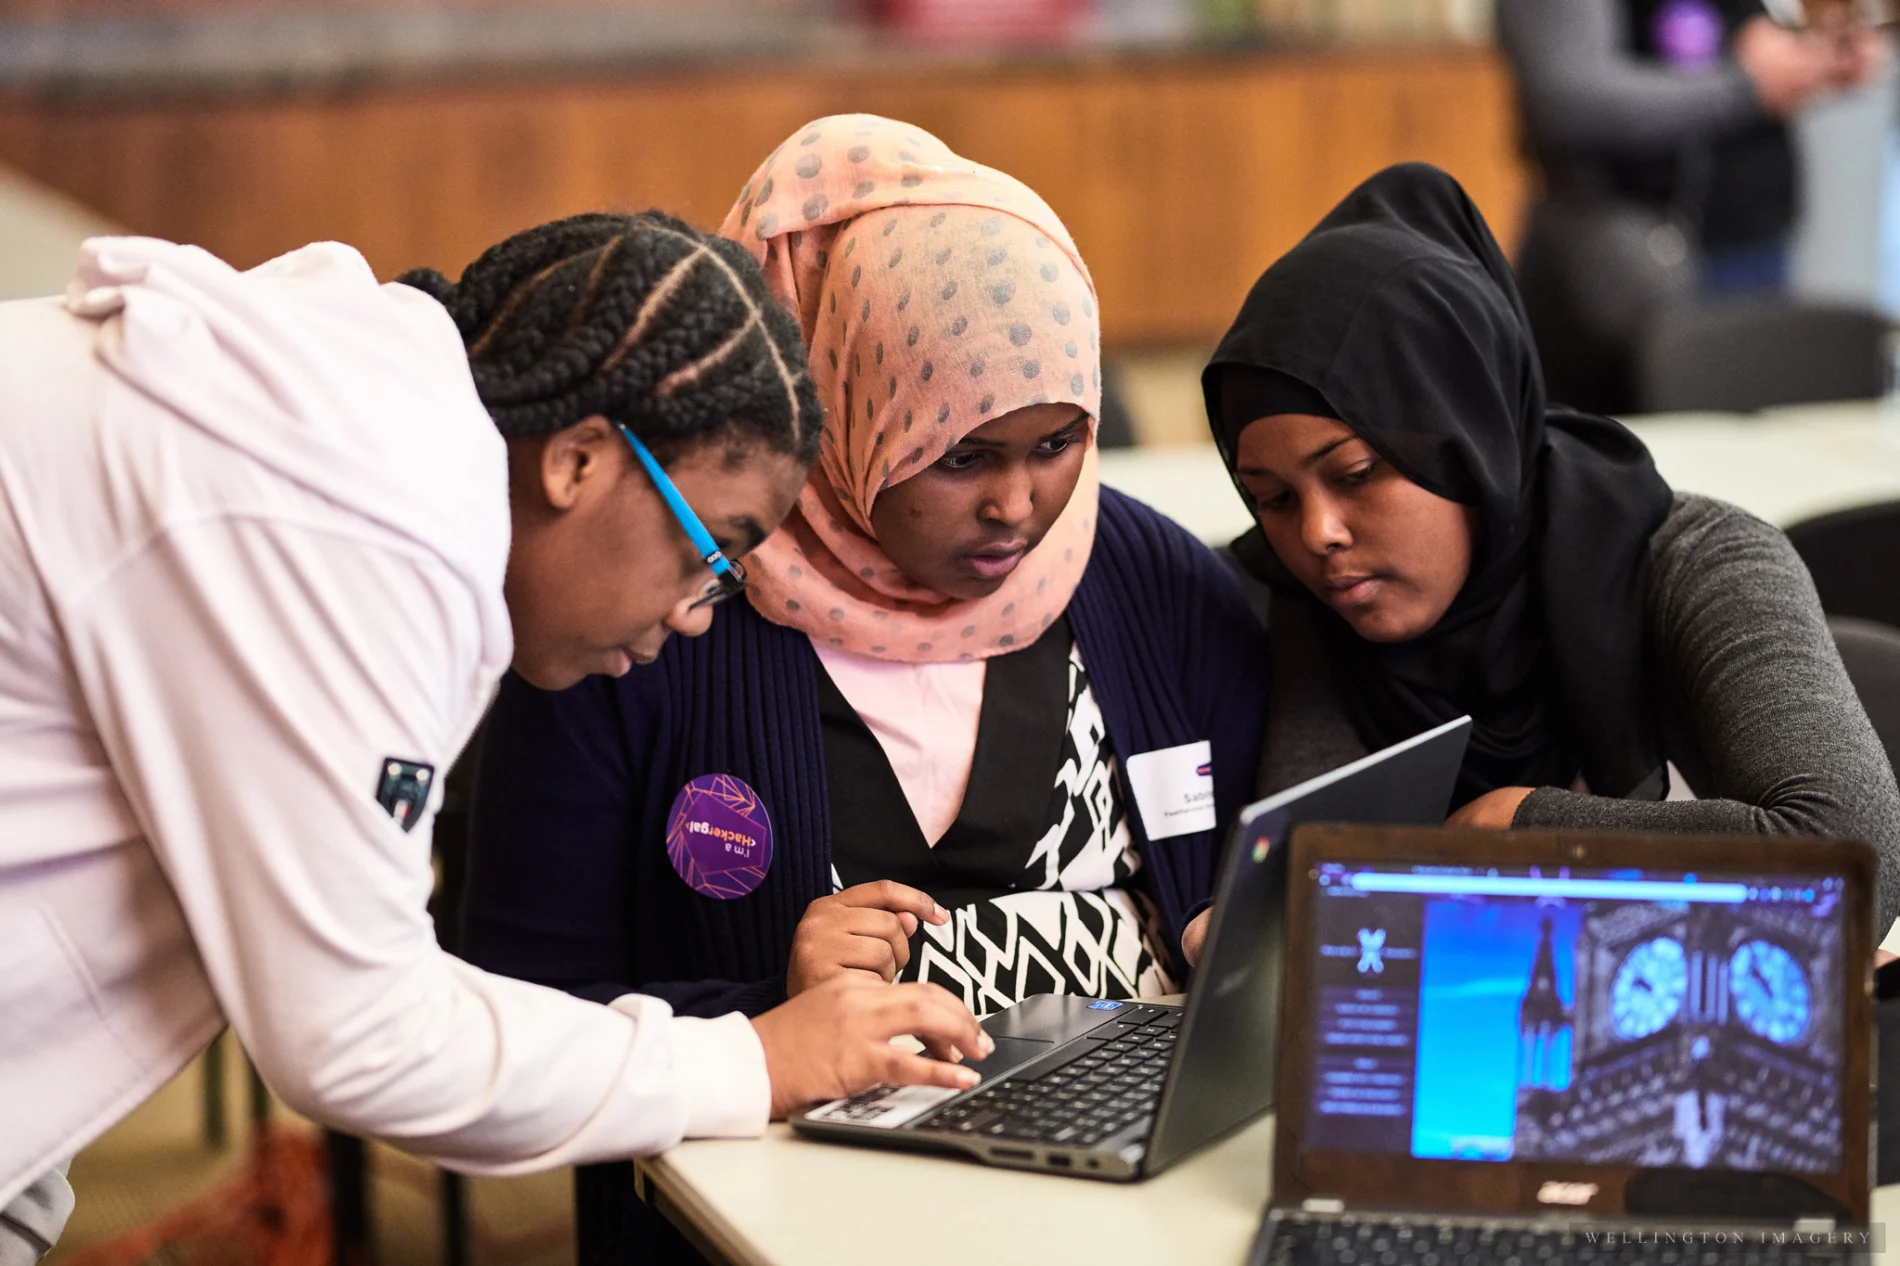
[400,211,822,467]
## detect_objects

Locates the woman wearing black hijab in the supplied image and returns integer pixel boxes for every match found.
[1187,162,1900,963]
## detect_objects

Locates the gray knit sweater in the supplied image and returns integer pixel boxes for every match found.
[1249,494,1900,931]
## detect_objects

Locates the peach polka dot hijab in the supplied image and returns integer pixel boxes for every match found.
[718,114,1104,662]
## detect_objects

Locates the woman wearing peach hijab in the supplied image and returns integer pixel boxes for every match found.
[463,116,1269,1052]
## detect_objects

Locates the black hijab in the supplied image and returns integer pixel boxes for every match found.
[1204,163,1675,806]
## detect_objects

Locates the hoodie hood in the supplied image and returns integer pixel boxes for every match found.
[65,236,511,669]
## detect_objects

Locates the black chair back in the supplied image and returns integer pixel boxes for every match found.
[1833,617,1900,1186]
[1634,299,1891,414]
[1096,362,1138,449]
[1786,502,1900,632]
[1828,617,1900,779]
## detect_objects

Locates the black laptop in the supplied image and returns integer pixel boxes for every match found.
[791,716,1473,1181]
[1252,822,1878,1265]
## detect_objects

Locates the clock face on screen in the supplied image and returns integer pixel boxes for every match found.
[1730,939,1811,1045]
[1612,936,1688,1040]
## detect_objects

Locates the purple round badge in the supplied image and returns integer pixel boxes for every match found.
[666,774,774,900]
[1653,0,1723,69]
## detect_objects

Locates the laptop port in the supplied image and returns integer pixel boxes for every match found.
[992,1146,1033,1161]
[1047,1154,1072,1168]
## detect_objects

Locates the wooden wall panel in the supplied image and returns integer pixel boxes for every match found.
[0,46,1527,346]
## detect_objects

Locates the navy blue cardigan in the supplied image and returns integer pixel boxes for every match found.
[462,488,1271,1018]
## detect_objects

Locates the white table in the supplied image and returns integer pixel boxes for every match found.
[634,994,1272,1264]
[637,1112,1900,1266]
[1098,400,1900,544]
[637,1114,1274,1266]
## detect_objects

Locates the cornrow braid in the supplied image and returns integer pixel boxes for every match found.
[400,211,823,467]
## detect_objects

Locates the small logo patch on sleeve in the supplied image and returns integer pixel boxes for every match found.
[375,758,434,832]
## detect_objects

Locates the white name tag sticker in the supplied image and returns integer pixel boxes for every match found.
[1125,740,1216,841]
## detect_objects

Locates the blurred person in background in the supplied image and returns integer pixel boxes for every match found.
[1498,0,1888,413]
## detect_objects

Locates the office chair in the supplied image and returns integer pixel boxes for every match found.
[1786,501,1900,632]
[1634,299,1891,414]
[1096,363,1138,449]
[1829,616,1900,779]
[1830,614,1900,1187]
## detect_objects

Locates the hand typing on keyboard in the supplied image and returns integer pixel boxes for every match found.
[752,975,992,1118]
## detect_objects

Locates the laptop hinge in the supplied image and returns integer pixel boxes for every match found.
[1301,1198,1346,1214]
[1794,1218,1836,1234]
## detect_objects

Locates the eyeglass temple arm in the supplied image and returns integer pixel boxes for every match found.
[617,425,738,577]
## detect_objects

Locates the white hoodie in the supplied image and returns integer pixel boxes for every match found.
[0,238,768,1210]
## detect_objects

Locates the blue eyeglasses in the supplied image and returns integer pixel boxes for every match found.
[615,424,748,610]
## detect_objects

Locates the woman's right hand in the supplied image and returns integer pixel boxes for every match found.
[751,976,994,1119]
[785,881,950,995]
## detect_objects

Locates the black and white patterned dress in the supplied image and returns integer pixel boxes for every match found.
[820,617,1180,1018]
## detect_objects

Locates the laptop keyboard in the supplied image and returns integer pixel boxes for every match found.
[1260,1216,1861,1266]
[918,1009,1181,1148]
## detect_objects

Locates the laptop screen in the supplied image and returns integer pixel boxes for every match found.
[1303,862,1849,1175]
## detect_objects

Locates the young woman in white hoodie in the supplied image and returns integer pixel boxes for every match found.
[0,211,990,1261]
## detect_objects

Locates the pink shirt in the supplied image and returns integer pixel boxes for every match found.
[814,643,987,847]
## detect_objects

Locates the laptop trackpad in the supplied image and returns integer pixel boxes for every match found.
[961,1036,1053,1082]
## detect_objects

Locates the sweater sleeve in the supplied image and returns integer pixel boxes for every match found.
[1140,499,1274,929]
[464,672,787,1020]
[65,518,767,1169]
[1075,491,1272,940]
[1096,487,1273,837]
[1515,497,1900,932]
[1188,543,1275,843]
[1496,0,1765,157]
